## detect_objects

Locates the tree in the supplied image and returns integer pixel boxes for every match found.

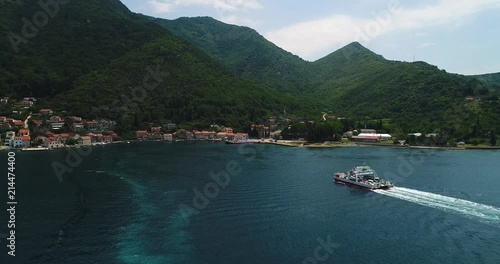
[490,131,497,146]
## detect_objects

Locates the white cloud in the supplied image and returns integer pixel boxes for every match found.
[265,0,500,61]
[147,0,262,14]
[220,15,261,28]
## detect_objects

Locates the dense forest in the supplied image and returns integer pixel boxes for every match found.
[151,16,500,144]
[0,1,499,144]
[0,0,317,135]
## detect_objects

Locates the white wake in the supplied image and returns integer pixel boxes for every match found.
[373,187,500,223]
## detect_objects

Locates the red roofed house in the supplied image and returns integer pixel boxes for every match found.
[96,133,104,142]
[107,131,118,140]
[59,133,71,143]
[84,120,100,131]
[21,136,31,148]
[163,134,173,142]
[235,133,249,142]
[39,109,53,115]
[13,120,24,128]
[19,128,30,137]
[136,130,148,140]
[10,136,30,148]
[35,135,48,143]
[43,137,64,149]
[103,135,113,143]
[78,136,92,146]
[223,127,233,133]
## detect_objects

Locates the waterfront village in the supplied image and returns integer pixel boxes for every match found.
[0,96,410,151]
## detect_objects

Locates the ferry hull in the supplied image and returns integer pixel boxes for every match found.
[333,177,392,190]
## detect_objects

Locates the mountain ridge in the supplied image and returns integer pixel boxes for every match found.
[0,0,314,134]
[149,15,500,140]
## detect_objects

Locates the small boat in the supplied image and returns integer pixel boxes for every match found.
[225,140,254,145]
[333,165,393,190]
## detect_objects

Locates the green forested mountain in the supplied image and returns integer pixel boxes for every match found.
[468,73,500,87]
[150,17,500,141]
[1,2,498,142]
[0,0,313,133]
[144,16,314,94]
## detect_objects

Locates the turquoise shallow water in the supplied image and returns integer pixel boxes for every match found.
[2,142,500,263]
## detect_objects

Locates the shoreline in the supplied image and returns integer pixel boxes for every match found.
[2,139,499,152]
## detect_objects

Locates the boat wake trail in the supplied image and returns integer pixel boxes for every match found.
[373,187,500,224]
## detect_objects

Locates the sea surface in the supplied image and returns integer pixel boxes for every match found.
[2,142,500,263]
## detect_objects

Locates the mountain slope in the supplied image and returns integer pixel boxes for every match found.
[0,0,312,134]
[144,16,314,94]
[468,73,500,87]
[0,0,174,97]
[149,17,500,139]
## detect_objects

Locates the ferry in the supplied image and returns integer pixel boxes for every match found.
[333,165,393,190]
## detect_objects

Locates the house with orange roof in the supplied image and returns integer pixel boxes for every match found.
[136,130,148,140]
[59,133,71,142]
[10,136,30,148]
[163,134,173,142]
[78,136,92,146]
[42,137,64,149]
[13,120,24,128]
[84,120,100,131]
[66,116,82,122]
[19,128,29,137]
[39,109,53,115]
[35,135,48,143]
[103,135,113,143]
[235,133,249,142]
[107,131,118,140]
[223,127,233,133]
[96,133,104,142]
[21,136,30,148]
[49,116,65,130]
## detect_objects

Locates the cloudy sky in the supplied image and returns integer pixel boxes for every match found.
[121,0,500,75]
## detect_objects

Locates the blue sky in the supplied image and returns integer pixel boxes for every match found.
[121,0,500,75]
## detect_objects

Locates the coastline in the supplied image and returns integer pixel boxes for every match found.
[2,139,499,152]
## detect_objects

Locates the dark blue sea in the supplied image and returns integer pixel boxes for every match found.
[2,142,500,263]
